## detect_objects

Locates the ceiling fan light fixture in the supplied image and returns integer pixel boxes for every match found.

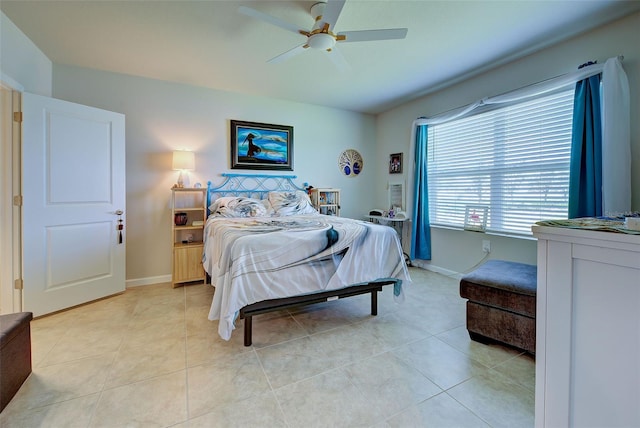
[307,33,336,50]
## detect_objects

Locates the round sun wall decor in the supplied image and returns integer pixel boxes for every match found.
[338,149,363,177]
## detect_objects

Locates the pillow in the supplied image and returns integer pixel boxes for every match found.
[208,196,236,214]
[267,190,318,216]
[260,198,274,215]
[209,197,269,218]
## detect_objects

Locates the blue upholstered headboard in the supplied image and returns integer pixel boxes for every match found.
[206,173,306,216]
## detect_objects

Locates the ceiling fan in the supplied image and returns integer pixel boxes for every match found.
[238,0,408,70]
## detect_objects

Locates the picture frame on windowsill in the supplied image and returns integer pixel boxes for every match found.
[464,205,489,232]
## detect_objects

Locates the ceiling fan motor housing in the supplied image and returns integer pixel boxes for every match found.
[310,2,328,23]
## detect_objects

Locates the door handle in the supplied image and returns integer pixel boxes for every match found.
[115,210,124,244]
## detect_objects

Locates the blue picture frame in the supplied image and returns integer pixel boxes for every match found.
[230,120,293,171]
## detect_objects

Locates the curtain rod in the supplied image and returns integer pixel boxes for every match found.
[415,55,624,121]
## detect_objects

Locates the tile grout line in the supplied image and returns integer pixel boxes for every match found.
[252,347,293,428]
[86,303,131,428]
[182,284,191,424]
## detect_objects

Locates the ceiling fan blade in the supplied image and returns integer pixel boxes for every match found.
[268,43,308,64]
[238,5,306,35]
[326,46,350,72]
[337,28,408,43]
[321,0,346,30]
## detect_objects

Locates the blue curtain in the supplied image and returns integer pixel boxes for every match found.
[568,73,602,218]
[411,125,431,260]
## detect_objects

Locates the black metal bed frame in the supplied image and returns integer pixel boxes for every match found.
[239,279,397,346]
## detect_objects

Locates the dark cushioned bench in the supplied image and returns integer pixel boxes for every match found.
[0,312,33,413]
[459,260,536,354]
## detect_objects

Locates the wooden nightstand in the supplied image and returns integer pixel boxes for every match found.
[171,188,207,287]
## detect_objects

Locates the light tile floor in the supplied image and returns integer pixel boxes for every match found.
[0,267,535,427]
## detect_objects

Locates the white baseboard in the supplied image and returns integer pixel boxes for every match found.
[426,265,463,280]
[410,259,463,280]
[126,274,172,288]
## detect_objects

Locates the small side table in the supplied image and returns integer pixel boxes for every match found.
[365,215,411,266]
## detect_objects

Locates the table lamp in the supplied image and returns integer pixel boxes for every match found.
[172,150,195,188]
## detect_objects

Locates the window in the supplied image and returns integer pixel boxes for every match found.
[427,89,574,235]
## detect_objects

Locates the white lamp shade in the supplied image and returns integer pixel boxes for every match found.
[172,150,195,171]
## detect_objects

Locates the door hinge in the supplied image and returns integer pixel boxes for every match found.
[13,195,23,206]
[14,279,23,290]
[13,112,23,122]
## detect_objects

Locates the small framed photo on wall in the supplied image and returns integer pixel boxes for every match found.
[389,153,403,174]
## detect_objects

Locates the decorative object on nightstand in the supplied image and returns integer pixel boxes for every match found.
[310,188,340,216]
[171,187,207,287]
[172,150,195,188]
[174,212,188,226]
[388,181,405,213]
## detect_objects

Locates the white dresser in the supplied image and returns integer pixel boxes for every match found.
[532,225,640,428]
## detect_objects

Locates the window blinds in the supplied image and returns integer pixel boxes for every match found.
[427,89,574,235]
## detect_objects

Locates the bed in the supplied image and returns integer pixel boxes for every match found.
[203,173,411,345]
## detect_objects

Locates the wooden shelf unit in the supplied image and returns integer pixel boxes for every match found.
[171,188,207,287]
[310,188,340,216]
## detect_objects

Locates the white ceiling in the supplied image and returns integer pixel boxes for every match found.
[2,0,639,114]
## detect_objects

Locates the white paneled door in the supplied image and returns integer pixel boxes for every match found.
[22,92,125,316]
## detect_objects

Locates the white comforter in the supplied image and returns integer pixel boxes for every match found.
[202,214,410,340]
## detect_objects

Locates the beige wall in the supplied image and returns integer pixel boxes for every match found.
[376,11,640,274]
[52,65,377,285]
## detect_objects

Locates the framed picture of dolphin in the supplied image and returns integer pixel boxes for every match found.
[230,120,294,171]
